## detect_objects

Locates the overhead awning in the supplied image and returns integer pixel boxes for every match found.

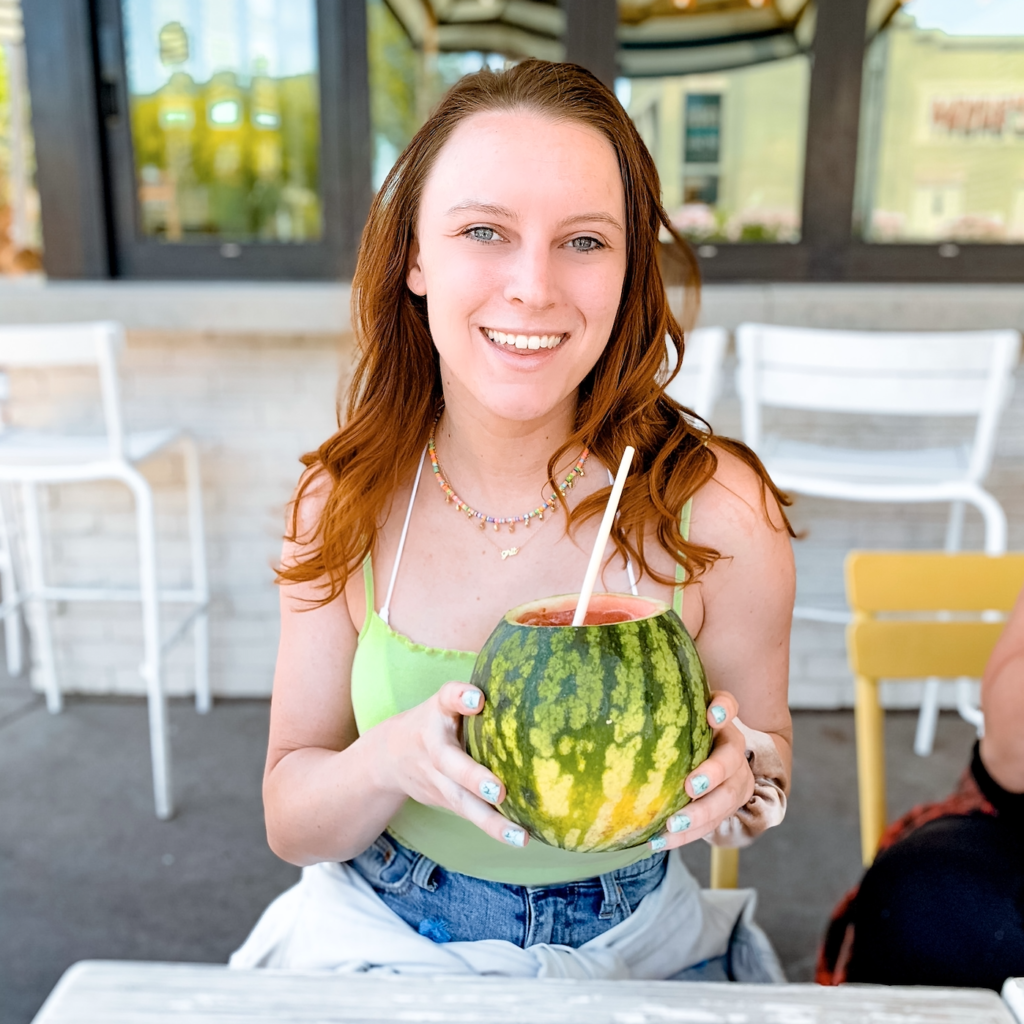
[381,0,905,76]
[619,0,904,77]
[382,1,566,62]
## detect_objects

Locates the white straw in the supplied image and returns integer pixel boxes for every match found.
[572,446,636,627]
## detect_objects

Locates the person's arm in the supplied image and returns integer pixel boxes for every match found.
[653,446,795,850]
[262,474,522,867]
[980,583,1024,794]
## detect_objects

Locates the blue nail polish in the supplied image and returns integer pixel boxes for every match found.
[480,780,500,803]
[710,705,727,725]
[691,774,710,796]
[649,835,668,851]
[462,690,481,710]
[502,827,526,847]
[668,813,691,833]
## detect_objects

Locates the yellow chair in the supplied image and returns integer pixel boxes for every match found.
[710,846,739,889]
[845,551,1024,866]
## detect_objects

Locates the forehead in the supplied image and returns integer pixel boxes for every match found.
[420,109,625,218]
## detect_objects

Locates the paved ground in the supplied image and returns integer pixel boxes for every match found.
[0,680,977,1024]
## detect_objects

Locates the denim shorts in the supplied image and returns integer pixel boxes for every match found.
[349,832,668,949]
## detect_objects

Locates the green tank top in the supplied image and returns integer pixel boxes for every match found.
[350,481,694,886]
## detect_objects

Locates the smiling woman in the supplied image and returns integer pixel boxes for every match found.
[233,60,796,981]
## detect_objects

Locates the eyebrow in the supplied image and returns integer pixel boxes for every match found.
[445,201,623,232]
[445,201,518,220]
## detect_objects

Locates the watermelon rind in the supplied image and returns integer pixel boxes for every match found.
[466,593,712,853]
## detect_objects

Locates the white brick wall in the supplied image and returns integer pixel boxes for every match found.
[1,282,1021,707]
[10,330,352,697]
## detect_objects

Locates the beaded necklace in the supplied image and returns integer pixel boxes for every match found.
[427,421,589,540]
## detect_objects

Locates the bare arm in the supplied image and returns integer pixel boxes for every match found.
[980,584,1024,794]
[653,447,795,850]
[263,477,520,867]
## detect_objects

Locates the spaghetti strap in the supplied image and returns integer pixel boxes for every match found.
[607,468,639,596]
[360,557,375,639]
[674,498,693,617]
[380,444,428,626]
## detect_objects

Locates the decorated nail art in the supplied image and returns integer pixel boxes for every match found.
[480,780,500,803]
[668,813,691,833]
[462,689,481,710]
[502,827,526,847]
[710,705,727,725]
[649,835,668,851]
[691,774,710,796]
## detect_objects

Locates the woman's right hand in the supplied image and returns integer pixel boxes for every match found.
[370,681,529,848]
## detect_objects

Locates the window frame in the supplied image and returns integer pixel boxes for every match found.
[25,0,371,280]
[669,0,1024,284]
[20,0,1024,281]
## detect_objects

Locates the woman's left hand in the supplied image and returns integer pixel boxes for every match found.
[648,690,754,851]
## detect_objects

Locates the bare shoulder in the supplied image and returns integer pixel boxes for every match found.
[688,441,790,553]
[284,464,333,557]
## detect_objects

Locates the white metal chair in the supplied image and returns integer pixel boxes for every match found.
[663,326,729,424]
[736,323,1021,754]
[0,322,210,819]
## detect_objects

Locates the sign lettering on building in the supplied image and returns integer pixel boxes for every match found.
[930,95,1024,138]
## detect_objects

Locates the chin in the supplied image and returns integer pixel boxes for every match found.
[479,388,568,425]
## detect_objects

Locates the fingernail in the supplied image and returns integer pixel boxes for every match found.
[480,780,500,803]
[502,827,526,847]
[649,835,668,851]
[668,813,691,833]
[462,689,481,710]
[710,705,727,725]
[691,774,710,796]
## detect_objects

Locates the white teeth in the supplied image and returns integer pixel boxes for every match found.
[483,328,564,351]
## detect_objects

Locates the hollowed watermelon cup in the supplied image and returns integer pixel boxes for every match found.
[466,592,712,853]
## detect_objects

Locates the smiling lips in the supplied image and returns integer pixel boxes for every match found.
[483,327,566,351]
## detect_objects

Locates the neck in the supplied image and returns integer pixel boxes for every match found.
[431,389,583,515]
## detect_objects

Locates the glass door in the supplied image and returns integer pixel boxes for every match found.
[95,0,370,279]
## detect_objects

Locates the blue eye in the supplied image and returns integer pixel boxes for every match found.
[467,226,498,242]
[569,236,603,252]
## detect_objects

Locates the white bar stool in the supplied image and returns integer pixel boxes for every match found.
[0,321,210,819]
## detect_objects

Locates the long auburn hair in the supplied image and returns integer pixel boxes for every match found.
[280,59,791,601]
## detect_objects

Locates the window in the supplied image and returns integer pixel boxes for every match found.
[120,0,323,245]
[0,0,42,275]
[855,0,1024,244]
[19,0,1024,281]
[617,1,811,245]
[366,0,564,191]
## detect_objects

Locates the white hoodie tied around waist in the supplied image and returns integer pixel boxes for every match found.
[229,849,784,982]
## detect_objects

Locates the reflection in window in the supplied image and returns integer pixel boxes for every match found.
[121,0,322,244]
[618,59,808,244]
[856,0,1024,244]
[617,1,811,244]
[367,0,563,191]
[0,0,43,275]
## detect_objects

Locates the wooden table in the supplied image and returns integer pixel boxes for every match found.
[31,961,1018,1024]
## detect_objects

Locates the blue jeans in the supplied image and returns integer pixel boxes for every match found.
[349,833,668,949]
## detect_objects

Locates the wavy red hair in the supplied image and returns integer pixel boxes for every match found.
[280,59,790,601]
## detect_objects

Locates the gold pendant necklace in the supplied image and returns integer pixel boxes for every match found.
[428,419,589,558]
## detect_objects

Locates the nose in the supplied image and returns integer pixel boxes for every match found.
[502,239,557,311]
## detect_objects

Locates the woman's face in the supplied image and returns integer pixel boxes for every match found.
[407,109,628,426]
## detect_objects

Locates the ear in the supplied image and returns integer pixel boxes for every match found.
[406,238,427,296]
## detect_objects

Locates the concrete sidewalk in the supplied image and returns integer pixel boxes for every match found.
[0,683,976,1024]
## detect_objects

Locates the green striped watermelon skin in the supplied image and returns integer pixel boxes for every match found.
[466,596,712,853]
